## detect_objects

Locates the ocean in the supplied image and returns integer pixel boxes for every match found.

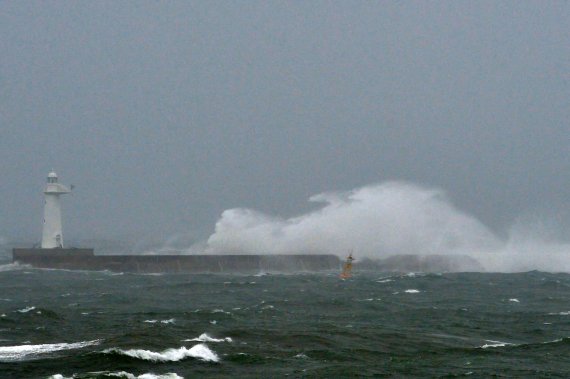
[2,262,570,378]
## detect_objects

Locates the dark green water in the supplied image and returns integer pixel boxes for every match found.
[2,263,570,378]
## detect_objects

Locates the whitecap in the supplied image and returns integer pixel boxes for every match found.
[184,333,232,343]
[294,353,309,359]
[509,298,520,303]
[211,309,231,314]
[144,319,175,324]
[210,320,217,325]
[103,371,184,379]
[0,340,100,362]
[376,279,393,283]
[405,289,420,293]
[48,372,183,379]
[103,344,219,362]
[479,339,515,349]
[16,306,36,313]
[549,311,570,316]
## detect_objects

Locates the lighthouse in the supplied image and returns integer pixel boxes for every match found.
[41,171,72,248]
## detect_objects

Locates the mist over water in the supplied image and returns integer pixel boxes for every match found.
[199,182,570,273]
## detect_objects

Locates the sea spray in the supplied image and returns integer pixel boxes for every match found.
[204,182,500,259]
[200,181,570,272]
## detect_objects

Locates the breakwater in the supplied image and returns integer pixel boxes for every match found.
[12,248,340,273]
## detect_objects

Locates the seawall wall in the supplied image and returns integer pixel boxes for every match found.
[12,249,341,273]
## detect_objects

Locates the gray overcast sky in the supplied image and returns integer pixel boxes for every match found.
[0,1,568,244]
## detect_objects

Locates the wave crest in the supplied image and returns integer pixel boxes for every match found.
[48,373,183,379]
[184,333,232,343]
[103,344,219,362]
[0,340,100,362]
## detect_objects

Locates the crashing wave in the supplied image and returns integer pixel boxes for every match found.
[103,344,219,362]
[0,340,100,362]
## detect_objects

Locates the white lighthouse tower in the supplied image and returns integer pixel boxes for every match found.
[41,171,72,248]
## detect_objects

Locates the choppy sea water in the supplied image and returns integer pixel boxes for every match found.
[2,263,570,378]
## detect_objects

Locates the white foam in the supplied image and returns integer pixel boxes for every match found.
[48,372,183,379]
[509,298,520,303]
[184,333,232,343]
[144,319,175,324]
[105,372,184,379]
[542,337,564,345]
[0,262,30,272]
[376,279,393,283]
[479,339,514,349]
[212,309,231,314]
[16,306,36,313]
[549,311,570,315]
[0,340,100,362]
[104,344,219,362]
[294,353,309,359]
[405,289,420,293]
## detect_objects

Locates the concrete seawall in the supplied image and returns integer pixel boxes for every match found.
[12,248,341,273]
